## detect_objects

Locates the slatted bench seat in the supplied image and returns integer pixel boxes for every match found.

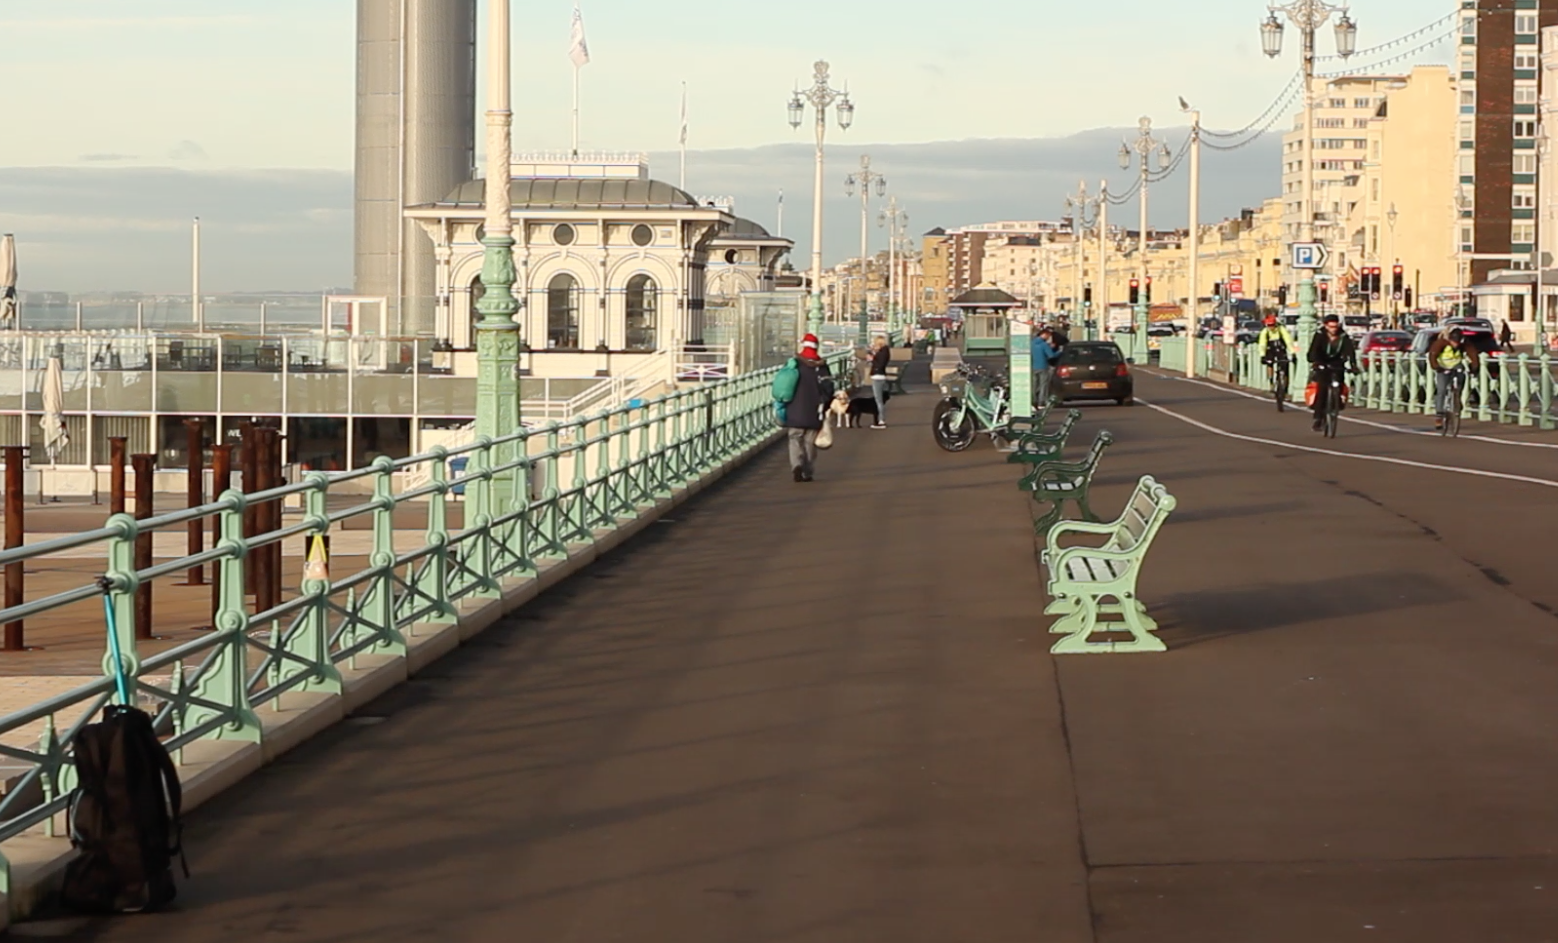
[1006,409,1081,464]
[1021,430,1114,536]
[1039,475,1176,655]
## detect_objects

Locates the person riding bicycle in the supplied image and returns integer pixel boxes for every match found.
[1427,327,1480,430]
[1256,314,1297,366]
[1306,314,1358,431]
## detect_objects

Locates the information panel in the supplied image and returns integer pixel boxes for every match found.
[1009,318,1033,420]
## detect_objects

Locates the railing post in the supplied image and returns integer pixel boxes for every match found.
[1499,355,1514,424]
[570,419,589,538]
[1518,353,1534,426]
[209,443,232,628]
[366,456,406,657]
[284,474,343,694]
[466,437,500,598]
[1540,351,1555,430]
[1407,357,1422,415]
[507,429,537,579]
[102,513,141,683]
[416,449,458,622]
[187,494,262,742]
[1474,355,1490,423]
[183,418,205,586]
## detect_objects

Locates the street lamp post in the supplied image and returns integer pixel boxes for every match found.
[474,0,521,509]
[1261,0,1358,351]
[1096,180,1109,343]
[1181,99,1202,378]
[879,196,907,338]
[846,156,886,346]
[1064,181,1105,341]
[789,61,854,339]
[1119,118,1171,356]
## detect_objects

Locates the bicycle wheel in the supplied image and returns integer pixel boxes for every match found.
[1324,389,1340,438]
[1447,384,1462,438]
[1274,363,1288,412]
[933,410,976,452]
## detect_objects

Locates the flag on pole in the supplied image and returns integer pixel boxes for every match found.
[569,5,590,68]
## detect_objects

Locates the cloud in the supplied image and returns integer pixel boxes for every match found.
[168,140,208,162]
[78,153,139,163]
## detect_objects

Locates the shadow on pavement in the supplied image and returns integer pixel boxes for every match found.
[1154,571,1465,648]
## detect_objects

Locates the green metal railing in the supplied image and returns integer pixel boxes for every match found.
[1160,337,1557,430]
[0,354,845,879]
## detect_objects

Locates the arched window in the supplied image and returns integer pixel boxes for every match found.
[625,274,657,351]
[547,273,580,349]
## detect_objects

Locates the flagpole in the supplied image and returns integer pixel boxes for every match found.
[572,64,580,158]
[679,82,688,190]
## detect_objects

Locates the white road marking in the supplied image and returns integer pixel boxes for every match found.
[1136,396,1558,490]
[1152,371,1558,450]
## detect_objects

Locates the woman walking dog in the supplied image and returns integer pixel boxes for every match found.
[868,335,891,429]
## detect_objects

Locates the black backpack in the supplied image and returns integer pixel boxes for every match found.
[60,704,186,914]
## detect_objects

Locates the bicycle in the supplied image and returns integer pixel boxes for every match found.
[1264,349,1293,413]
[1312,365,1346,439]
[933,363,1012,452]
[1438,366,1467,438]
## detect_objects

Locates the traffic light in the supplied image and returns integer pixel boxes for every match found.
[1083,284,1093,306]
[1213,281,1224,299]
[1145,276,1153,304]
[1391,264,1404,300]
[1404,287,1413,308]
[1129,278,1140,305]
[1319,280,1330,303]
[1277,284,1289,307]
[1367,266,1381,301]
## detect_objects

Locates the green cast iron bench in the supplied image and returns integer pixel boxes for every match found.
[1006,408,1081,464]
[885,364,907,395]
[1039,475,1176,655]
[1005,397,1059,437]
[1021,430,1114,536]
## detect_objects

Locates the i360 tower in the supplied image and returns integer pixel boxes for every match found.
[355,0,476,336]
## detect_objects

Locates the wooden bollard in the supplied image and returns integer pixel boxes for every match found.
[131,453,156,640]
[253,428,275,615]
[183,419,205,586]
[240,424,257,595]
[3,446,24,651]
[209,442,232,628]
[108,436,127,515]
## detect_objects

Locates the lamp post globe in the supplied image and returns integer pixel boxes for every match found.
[1261,13,1284,56]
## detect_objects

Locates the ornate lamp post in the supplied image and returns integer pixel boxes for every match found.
[845,156,887,346]
[1262,0,1358,350]
[879,196,908,336]
[1119,118,1171,353]
[475,0,521,509]
[789,62,854,338]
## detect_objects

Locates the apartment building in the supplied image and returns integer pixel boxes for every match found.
[1460,0,1558,299]
[921,229,950,314]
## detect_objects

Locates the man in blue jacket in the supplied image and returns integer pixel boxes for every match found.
[1031,327,1062,409]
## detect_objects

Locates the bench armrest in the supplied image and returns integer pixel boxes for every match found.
[1045,520,1124,560]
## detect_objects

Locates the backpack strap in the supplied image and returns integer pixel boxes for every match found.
[151,740,189,877]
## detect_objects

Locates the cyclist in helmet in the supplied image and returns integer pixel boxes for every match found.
[1426,326,1480,430]
[1256,314,1297,364]
[1306,313,1358,431]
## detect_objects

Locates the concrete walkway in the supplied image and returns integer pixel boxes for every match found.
[29,363,1558,942]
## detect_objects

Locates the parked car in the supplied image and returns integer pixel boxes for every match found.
[1054,341,1134,406]
[1359,329,1413,366]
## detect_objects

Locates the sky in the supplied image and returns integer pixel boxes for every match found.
[0,0,1455,292]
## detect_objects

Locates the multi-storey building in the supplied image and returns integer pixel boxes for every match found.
[921,229,951,314]
[1459,0,1558,303]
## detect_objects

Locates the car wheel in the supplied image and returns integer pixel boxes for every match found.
[1117,397,1134,407]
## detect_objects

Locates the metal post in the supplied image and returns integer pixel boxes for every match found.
[109,436,127,514]
[4,446,24,651]
[1097,181,1109,343]
[210,442,232,628]
[253,428,275,615]
[1185,107,1201,378]
[790,62,850,338]
[131,453,155,640]
[474,0,522,511]
[183,418,204,585]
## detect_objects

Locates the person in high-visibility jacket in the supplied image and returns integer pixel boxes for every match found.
[1426,328,1479,430]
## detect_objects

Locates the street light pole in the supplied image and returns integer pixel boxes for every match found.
[1182,100,1201,378]
[846,156,886,346]
[474,0,521,509]
[879,196,906,337]
[789,61,854,340]
[1387,202,1398,325]
[1097,180,1109,343]
[1119,118,1170,355]
[1262,0,1358,351]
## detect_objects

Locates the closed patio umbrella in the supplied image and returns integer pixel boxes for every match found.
[41,355,68,464]
[0,234,16,325]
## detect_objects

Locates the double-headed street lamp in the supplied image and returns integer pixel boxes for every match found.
[879,196,908,334]
[1262,0,1358,348]
[1119,118,1171,350]
[789,61,854,338]
[845,155,886,345]
[1064,181,1105,341]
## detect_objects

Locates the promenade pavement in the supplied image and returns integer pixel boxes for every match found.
[21,362,1558,942]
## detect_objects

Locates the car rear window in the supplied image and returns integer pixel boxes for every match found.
[1373,332,1411,341]
[1061,344,1124,365]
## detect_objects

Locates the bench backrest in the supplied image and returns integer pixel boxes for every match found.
[1082,431,1114,470]
[1106,476,1176,554]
